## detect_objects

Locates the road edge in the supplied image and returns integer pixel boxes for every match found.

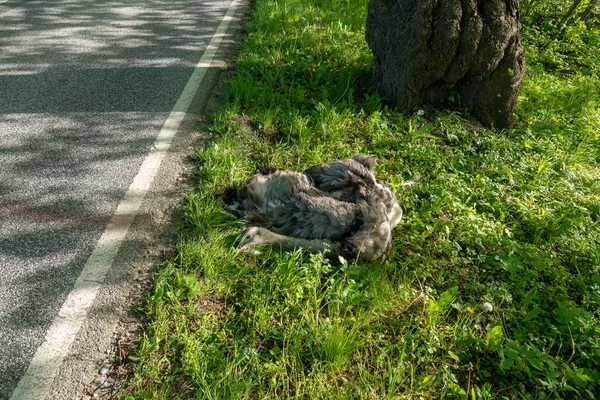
[8,1,249,399]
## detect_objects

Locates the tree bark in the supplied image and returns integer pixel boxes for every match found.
[366,0,526,128]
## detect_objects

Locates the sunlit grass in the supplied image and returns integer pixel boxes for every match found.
[122,0,600,398]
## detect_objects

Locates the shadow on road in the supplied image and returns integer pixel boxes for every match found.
[0,0,239,397]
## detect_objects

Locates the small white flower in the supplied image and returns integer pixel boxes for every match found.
[481,302,494,312]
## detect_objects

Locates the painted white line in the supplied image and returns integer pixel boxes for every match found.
[9,1,244,399]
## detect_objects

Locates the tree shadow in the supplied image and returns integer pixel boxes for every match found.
[0,0,242,397]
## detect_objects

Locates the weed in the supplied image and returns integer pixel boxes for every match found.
[122,0,600,398]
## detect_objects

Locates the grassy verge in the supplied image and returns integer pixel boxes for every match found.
[122,0,600,398]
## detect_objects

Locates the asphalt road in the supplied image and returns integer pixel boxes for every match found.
[0,0,244,398]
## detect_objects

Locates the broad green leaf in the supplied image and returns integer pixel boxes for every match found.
[500,358,514,370]
[576,369,591,383]
[522,287,537,308]
[525,351,543,370]
[448,350,460,362]
[447,382,466,395]
[486,325,503,351]
[437,286,458,308]
[419,375,436,388]
[515,356,525,370]
[504,347,519,359]
[428,299,441,315]
[523,306,542,322]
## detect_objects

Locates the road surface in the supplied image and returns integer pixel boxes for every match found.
[0,0,246,398]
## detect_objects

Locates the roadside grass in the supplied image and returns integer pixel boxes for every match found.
[122,0,600,398]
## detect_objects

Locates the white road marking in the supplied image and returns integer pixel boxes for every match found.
[9,1,243,398]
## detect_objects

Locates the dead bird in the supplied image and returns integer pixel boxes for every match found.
[222,155,403,262]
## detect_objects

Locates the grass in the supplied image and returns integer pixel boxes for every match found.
[121,0,600,398]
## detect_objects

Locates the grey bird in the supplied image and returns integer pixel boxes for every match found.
[222,155,403,262]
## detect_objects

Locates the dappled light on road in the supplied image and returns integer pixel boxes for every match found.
[0,0,240,398]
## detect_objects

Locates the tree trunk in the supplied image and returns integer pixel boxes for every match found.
[366,0,526,128]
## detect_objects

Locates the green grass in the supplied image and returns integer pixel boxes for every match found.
[122,0,600,398]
